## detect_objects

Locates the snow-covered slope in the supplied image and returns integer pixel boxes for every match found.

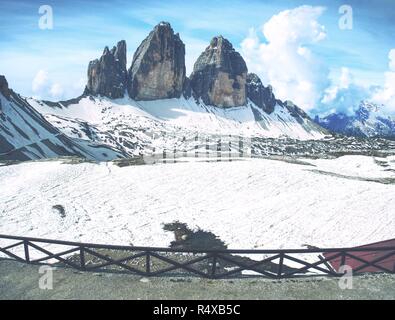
[0,91,123,161]
[315,101,395,139]
[27,95,327,158]
[4,89,395,162]
[0,156,394,258]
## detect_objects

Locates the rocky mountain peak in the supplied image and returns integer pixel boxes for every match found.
[0,75,11,99]
[196,35,247,75]
[190,35,247,107]
[113,40,127,67]
[103,46,110,55]
[127,22,186,100]
[360,100,381,112]
[208,36,235,55]
[85,40,127,99]
[156,21,172,30]
[355,106,370,123]
[355,101,382,123]
[246,73,276,114]
[315,101,395,138]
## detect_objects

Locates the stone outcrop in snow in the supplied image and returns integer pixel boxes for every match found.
[85,40,127,99]
[127,22,186,101]
[282,100,310,120]
[246,73,276,114]
[190,36,248,107]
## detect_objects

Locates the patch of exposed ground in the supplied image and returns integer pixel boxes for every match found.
[1,260,394,300]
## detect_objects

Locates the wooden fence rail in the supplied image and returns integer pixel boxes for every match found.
[0,234,394,279]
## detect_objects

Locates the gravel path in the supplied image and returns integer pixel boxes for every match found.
[1,260,394,300]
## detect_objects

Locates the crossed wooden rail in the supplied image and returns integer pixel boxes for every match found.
[0,234,394,279]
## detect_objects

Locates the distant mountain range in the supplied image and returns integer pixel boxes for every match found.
[2,21,394,162]
[0,22,329,161]
[314,101,395,139]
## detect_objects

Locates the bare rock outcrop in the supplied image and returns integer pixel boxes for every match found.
[246,73,276,114]
[85,40,127,99]
[127,22,186,100]
[189,36,247,107]
[0,75,11,100]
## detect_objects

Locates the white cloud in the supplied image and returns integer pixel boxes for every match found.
[31,70,84,101]
[262,5,326,45]
[389,49,395,71]
[50,83,64,98]
[32,70,49,93]
[319,49,395,115]
[73,77,86,91]
[320,67,370,115]
[321,67,352,105]
[371,72,395,112]
[241,5,328,111]
[339,67,352,88]
[370,48,395,112]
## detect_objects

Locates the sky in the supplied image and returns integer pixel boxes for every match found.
[0,0,394,116]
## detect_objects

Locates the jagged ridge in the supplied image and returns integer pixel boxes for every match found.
[1,22,333,161]
[315,101,395,139]
[0,77,123,161]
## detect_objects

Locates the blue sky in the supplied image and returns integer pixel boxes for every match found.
[0,0,394,115]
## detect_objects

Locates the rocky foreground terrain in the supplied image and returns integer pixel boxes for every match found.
[1,260,394,299]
